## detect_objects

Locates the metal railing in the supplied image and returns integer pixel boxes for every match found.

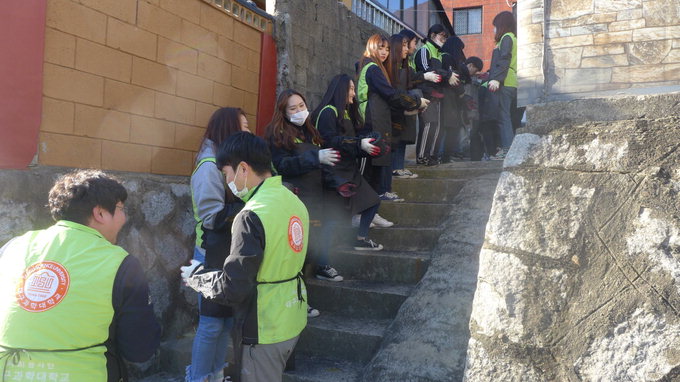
[351,0,422,38]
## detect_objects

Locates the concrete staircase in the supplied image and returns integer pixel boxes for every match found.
[283,162,503,382]
[137,161,502,381]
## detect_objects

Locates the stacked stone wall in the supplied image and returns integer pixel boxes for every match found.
[518,0,680,105]
[271,0,383,107]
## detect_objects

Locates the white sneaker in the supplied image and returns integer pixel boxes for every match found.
[308,306,320,318]
[372,213,394,228]
[402,169,418,178]
[353,214,376,228]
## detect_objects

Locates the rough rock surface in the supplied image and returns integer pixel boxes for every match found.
[362,170,502,381]
[464,92,680,381]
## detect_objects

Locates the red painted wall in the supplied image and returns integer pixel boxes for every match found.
[441,0,514,72]
[256,34,277,137]
[0,0,47,169]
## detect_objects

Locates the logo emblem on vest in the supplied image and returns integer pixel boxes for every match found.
[16,261,70,313]
[288,216,304,253]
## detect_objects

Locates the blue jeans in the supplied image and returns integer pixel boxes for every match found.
[498,86,517,150]
[186,315,234,381]
[391,141,406,170]
[358,203,379,238]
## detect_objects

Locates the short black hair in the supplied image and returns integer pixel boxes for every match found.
[465,56,483,71]
[48,170,127,225]
[399,29,417,42]
[216,132,272,175]
[425,24,448,42]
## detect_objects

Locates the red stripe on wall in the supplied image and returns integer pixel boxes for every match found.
[0,0,47,169]
[256,33,277,137]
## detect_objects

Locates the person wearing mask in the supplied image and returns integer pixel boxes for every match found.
[440,34,469,162]
[388,29,441,179]
[487,11,518,160]
[414,24,460,166]
[182,132,308,382]
[264,90,344,287]
[188,107,250,382]
[356,33,428,203]
[312,73,386,251]
[0,170,160,381]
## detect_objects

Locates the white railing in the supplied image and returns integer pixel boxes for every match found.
[351,0,422,38]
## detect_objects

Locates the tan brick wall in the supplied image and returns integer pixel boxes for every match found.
[518,0,680,105]
[39,0,270,176]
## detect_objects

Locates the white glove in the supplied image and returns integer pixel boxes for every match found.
[424,71,441,83]
[448,72,460,87]
[419,98,431,110]
[180,259,202,281]
[360,138,380,156]
[318,148,340,166]
[488,80,500,92]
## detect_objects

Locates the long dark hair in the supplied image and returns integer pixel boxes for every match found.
[387,34,410,88]
[200,107,245,161]
[311,74,363,134]
[493,11,516,42]
[423,24,446,44]
[264,89,322,150]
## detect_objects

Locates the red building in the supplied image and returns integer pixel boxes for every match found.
[440,0,515,71]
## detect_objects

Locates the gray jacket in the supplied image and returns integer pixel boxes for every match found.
[191,139,225,233]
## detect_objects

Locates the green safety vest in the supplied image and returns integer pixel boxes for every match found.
[496,32,517,88]
[240,176,309,344]
[0,221,127,381]
[421,40,443,67]
[408,54,416,71]
[191,156,217,250]
[357,61,378,120]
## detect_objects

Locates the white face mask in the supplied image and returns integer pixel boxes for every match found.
[289,110,309,126]
[228,167,249,199]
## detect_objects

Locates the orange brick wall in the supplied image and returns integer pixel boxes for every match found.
[39,0,268,176]
[441,0,514,71]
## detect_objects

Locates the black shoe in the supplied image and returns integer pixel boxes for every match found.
[354,238,384,251]
[416,157,427,165]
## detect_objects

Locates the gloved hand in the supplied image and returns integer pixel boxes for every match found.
[419,98,431,110]
[360,138,381,156]
[337,182,357,198]
[424,71,441,83]
[318,148,340,166]
[448,72,461,87]
[180,259,202,282]
[488,80,500,92]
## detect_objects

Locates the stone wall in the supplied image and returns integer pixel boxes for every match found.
[40,0,267,176]
[464,91,680,381]
[0,166,196,376]
[518,0,680,105]
[270,0,383,107]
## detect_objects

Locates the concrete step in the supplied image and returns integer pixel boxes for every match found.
[329,249,430,284]
[283,355,361,382]
[296,314,390,363]
[406,161,503,179]
[377,202,453,227]
[306,279,412,319]
[369,226,443,252]
[391,178,465,203]
[333,225,442,252]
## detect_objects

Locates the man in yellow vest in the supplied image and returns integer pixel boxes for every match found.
[0,170,160,381]
[182,132,308,382]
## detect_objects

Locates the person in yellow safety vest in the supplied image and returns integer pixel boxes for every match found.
[182,132,309,382]
[487,11,518,160]
[0,170,160,382]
